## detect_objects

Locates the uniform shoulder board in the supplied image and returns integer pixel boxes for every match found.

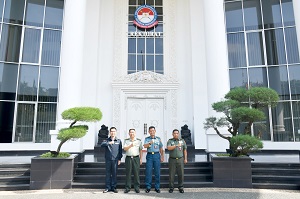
[136,138,141,141]
[125,138,130,140]
[156,136,161,139]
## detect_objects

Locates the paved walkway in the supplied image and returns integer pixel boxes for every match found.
[0,188,300,199]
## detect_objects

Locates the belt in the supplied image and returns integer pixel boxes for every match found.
[147,152,159,154]
[170,156,183,160]
[126,155,139,158]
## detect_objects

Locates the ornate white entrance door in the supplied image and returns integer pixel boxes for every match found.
[127,98,165,146]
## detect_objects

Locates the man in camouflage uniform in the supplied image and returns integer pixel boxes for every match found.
[167,129,187,193]
[123,129,143,193]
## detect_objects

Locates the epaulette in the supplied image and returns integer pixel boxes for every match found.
[136,138,141,141]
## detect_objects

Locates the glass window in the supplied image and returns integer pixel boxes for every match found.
[24,0,45,27]
[265,29,286,65]
[0,63,18,100]
[292,101,300,141]
[0,101,15,143]
[225,1,243,32]
[0,0,4,18]
[243,0,263,30]
[268,66,289,100]
[3,0,25,24]
[22,28,41,63]
[227,33,247,68]
[281,0,295,26]
[253,107,271,140]
[289,65,300,100]
[229,68,248,89]
[44,0,64,29]
[35,103,56,143]
[0,24,22,62]
[285,27,300,64]
[17,64,39,101]
[272,102,293,142]
[41,30,62,66]
[247,32,265,66]
[38,66,59,102]
[248,67,267,87]
[15,103,35,142]
[128,0,163,74]
[261,0,282,29]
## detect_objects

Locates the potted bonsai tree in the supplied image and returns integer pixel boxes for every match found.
[30,107,102,190]
[203,87,279,188]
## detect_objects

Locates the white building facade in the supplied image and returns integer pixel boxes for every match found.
[1,0,300,153]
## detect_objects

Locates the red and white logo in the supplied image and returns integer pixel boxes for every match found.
[133,5,158,29]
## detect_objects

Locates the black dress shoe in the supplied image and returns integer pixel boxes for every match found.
[179,189,184,193]
[112,189,118,193]
[103,189,109,193]
[169,188,173,193]
[145,188,150,193]
[155,189,160,193]
[135,189,140,193]
[124,189,130,193]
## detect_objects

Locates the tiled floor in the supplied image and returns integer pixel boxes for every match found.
[0,151,299,164]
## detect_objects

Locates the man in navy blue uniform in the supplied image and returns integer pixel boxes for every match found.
[101,127,123,193]
[143,126,164,193]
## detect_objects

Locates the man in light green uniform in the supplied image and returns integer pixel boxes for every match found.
[123,129,143,193]
[167,129,187,193]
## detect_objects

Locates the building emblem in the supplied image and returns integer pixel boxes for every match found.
[133,5,158,29]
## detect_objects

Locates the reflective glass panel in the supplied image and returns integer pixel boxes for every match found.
[35,103,56,143]
[155,55,163,73]
[289,65,300,100]
[22,28,41,63]
[137,55,144,71]
[285,28,300,64]
[146,55,154,71]
[0,101,15,143]
[281,0,295,26]
[227,33,247,68]
[25,0,44,27]
[137,38,145,54]
[265,29,286,65]
[15,103,35,142]
[243,0,263,30]
[225,1,243,32]
[0,63,18,100]
[155,38,163,54]
[248,67,267,87]
[0,0,4,18]
[253,107,271,140]
[229,68,248,89]
[38,66,59,102]
[128,38,136,53]
[146,38,154,54]
[247,32,265,66]
[3,0,25,24]
[268,66,290,100]
[292,101,300,142]
[17,65,39,101]
[41,30,62,66]
[261,0,282,28]
[0,24,22,62]
[44,0,64,29]
[272,102,293,142]
[128,55,136,72]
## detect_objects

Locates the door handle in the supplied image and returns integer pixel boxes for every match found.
[144,123,147,135]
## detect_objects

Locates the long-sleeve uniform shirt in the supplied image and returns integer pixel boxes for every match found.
[101,137,123,160]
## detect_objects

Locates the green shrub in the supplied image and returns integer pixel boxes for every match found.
[230,134,263,157]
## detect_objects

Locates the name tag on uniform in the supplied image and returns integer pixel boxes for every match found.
[115,142,119,144]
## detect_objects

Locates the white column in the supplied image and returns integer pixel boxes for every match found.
[293,0,300,59]
[190,0,208,149]
[203,0,231,152]
[57,0,87,123]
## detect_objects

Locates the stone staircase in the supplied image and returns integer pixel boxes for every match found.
[0,164,30,191]
[72,162,213,189]
[252,163,300,190]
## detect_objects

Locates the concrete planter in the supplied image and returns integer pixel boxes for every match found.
[211,154,252,188]
[30,154,78,189]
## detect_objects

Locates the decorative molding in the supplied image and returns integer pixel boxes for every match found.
[112,88,121,129]
[114,70,178,84]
